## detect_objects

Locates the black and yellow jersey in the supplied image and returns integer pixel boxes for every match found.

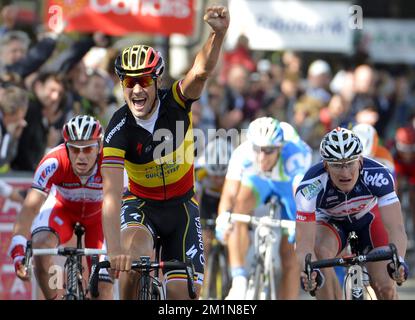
[102,80,196,203]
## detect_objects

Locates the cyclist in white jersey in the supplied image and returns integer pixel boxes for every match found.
[216,117,312,299]
[295,127,408,299]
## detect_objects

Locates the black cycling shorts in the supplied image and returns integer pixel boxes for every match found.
[120,192,204,284]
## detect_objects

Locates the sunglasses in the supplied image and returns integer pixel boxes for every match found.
[67,142,99,155]
[122,76,155,89]
[326,159,359,171]
[253,145,279,155]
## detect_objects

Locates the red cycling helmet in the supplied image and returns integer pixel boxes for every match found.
[114,45,164,80]
[396,126,415,152]
[62,115,103,142]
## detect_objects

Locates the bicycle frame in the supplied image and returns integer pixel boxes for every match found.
[24,222,106,300]
[231,196,296,300]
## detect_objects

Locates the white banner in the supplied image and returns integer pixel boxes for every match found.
[227,0,353,53]
[362,19,415,63]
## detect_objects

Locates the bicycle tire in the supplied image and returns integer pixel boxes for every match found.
[203,245,223,299]
[64,258,81,300]
[344,265,365,300]
[218,248,231,299]
[138,274,152,300]
[151,278,162,300]
[266,264,278,300]
[246,262,264,300]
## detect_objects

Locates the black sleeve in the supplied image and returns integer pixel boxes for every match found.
[48,37,95,74]
[6,37,57,79]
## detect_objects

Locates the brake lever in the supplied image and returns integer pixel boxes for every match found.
[23,240,33,279]
[305,253,316,297]
[390,244,402,286]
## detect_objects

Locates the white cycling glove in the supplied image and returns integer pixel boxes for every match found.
[215,211,232,244]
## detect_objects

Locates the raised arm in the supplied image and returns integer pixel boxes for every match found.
[181,5,230,100]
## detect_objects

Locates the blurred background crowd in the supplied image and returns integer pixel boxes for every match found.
[0,0,415,250]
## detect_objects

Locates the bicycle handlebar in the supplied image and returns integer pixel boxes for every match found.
[304,243,401,297]
[230,213,296,231]
[31,248,107,256]
[89,257,197,299]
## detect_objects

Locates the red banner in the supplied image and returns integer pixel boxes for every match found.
[45,0,195,36]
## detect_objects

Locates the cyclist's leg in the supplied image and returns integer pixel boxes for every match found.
[157,198,204,300]
[270,181,300,299]
[357,207,398,299]
[30,198,72,300]
[314,218,345,300]
[119,197,155,299]
[199,193,219,297]
[279,235,299,299]
[200,192,219,261]
[227,174,272,299]
[83,213,114,300]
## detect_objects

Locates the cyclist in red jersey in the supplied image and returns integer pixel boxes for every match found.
[394,126,415,244]
[8,115,113,300]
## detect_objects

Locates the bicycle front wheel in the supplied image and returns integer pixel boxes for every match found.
[344,265,365,300]
[138,274,152,300]
[246,263,264,300]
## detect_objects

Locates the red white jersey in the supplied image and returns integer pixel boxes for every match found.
[32,144,103,218]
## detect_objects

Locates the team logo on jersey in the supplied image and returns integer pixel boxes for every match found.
[363,171,389,187]
[34,158,59,187]
[301,179,322,200]
[136,143,143,155]
[105,118,126,143]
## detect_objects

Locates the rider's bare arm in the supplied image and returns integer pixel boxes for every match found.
[101,167,128,270]
[295,218,317,270]
[218,179,241,215]
[13,189,47,238]
[380,201,407,259]
[181,6,229,100]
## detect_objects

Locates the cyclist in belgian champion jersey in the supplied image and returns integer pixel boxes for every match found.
[295,127,409,299]
[8,115,112,300]
[101,6,229,299]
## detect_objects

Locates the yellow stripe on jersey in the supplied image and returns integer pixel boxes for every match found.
[126,127,194,188]
[172,80,186,109]
[103,147,126,158]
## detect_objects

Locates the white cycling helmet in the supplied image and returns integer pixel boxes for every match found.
[246,117,284,147]
[205,137,234,176]
[320,127,363,161]
[63,115,103,142]
[352,123,378,157]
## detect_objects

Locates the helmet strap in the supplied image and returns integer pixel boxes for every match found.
[147,80,159,115]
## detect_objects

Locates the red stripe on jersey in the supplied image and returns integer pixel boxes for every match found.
[296,211,316,222]
[129,165,194,200]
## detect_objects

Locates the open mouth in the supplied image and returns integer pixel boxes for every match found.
[338,178,352,183]
[132,97,147,108]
